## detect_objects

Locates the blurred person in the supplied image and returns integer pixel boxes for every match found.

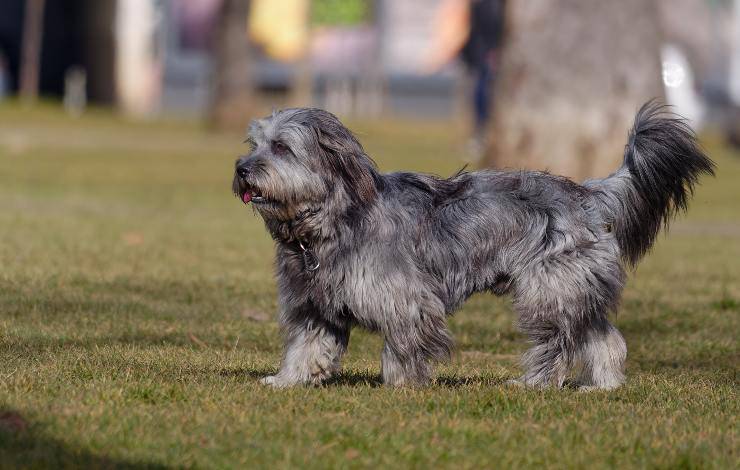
[0,51,7,99]
[461,0,505,157]
[424,0,506,160]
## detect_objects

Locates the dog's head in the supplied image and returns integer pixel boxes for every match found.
[233,108,379,224]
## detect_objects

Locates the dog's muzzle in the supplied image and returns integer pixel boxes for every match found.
[235,165,266,204]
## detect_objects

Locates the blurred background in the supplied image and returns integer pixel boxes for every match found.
[1,0,739,176]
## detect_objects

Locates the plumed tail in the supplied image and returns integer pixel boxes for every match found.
[588,100,715,266]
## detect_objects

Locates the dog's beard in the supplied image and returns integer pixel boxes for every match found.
[233,175,271,205]
[233,173,324,227]
[233,175,285,223]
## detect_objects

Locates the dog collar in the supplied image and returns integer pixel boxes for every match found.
[298,240,320,272]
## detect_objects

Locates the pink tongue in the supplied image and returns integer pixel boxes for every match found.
[242,192,252,204]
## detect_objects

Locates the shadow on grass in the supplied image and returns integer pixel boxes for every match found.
[435,374,509,387]
[215,367,384,387]
[216,367,508,388]
[327,370,383,387]
[263,370,509,388]
[0,408,168,469]
[217,366,275,380]
[326,371,508,388]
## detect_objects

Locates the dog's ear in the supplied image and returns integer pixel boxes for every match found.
[314,118,379,206]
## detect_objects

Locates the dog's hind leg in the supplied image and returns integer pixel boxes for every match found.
[261,306,350,388]
[511,249,625,389]
[509,264,583,388]
[512,318,576,388]
[574,322,626,390]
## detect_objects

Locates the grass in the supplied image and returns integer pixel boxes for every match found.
[0,104,738,469]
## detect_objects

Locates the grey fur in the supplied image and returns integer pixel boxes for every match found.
[232,102,714,389]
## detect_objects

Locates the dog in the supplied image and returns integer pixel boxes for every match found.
[232,102,714,389]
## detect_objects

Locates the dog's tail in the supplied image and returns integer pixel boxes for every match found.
[588,100,715,266]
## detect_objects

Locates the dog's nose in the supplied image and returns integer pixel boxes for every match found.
[236,167,249,179]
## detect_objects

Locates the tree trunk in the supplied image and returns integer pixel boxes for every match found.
[19,0,46,103]
[209,0,254,129]
[484,0,664,179]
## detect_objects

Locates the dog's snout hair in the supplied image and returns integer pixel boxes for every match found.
[234,154,267,179]
[235,156,249,169]
[234,102,714,390]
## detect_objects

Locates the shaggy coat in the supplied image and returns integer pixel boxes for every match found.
[233,102,713,389]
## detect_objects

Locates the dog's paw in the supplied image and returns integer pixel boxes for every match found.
[576,383,621,392]
[259,375,304,388]
[259,375,288,388]
[259,375,276,386]
[505,378,526,388]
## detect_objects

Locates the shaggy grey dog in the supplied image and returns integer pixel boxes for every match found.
[232,102,713,390]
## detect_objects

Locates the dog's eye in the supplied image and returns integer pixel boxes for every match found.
[271,140,288,155]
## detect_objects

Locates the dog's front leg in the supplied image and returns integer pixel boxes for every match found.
[261,309,350,388]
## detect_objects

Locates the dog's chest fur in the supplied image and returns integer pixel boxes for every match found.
[275,238,404,331]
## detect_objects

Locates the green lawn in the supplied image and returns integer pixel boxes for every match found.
[0,105,738,469]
